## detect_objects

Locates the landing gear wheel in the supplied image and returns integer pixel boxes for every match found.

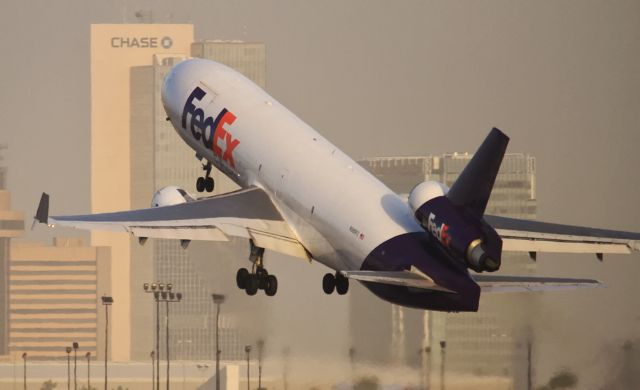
[196,177,206,192]
[322,273,336,294]
[265,275,278,297]
[245,275,259,296]
[236,268,249,289]
[205,177,214,192]
[336,273,349,295]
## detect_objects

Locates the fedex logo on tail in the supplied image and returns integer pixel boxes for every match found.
[427,213,451,248]
[181,87,240,168]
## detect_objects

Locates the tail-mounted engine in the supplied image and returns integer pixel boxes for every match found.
[411,192,502,273]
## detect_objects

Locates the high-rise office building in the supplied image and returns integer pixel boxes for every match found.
[355,153,537,385]
[128,40,267,360]
[191,41,266,88]
[90,24,194,360]
[8,238,111,360]
[0,145,25,356]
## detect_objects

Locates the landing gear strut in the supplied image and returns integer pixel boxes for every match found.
[236,240,278,296]
[322,272,349,295]
[196,162,214,193]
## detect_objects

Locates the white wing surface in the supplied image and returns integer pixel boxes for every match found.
[472,274,603,293]
[485,215,640,258]
[34,188,309,260]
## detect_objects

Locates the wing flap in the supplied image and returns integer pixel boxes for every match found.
[473,274,603,293]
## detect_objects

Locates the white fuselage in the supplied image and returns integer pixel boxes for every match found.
[162,59,422,271]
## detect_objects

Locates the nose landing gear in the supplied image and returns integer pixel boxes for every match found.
[196,162,214,193]
[236,240,278,297]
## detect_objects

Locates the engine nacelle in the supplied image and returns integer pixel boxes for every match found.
[150,186,195,208]
[408,181,449,214]
[414,195,502,273]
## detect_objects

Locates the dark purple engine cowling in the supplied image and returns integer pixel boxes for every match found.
[360,232,481,312]
[414,196,502,273]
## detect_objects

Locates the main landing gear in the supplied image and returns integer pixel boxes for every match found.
[196,163,214,193]
[322,272,349,295]
[236,241,278,297]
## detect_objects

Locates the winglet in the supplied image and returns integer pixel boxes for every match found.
[33,193,50,228]
[446,128,509,217]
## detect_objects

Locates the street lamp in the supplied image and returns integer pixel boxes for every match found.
[144,283,161,390]
[163,289,182,390]
[65,347,72,390]
[85,352,91,390]
[72,342,79,390]
[439,341,446,390]
[212,294,226,390]
[419,346,431,390]
[257,340,264,390]
[100,296,113,390]
[22,352,27,390]
[146,282,182,390]
[150,351,155,390]
[244,345,251,390]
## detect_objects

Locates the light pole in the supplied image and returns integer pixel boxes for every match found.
[21,353,26,390]
[349,347,356,386]
[425,346,431,390]
[439,341,446,390]
[151,351,155,390]
[101,296,113,390]
[257,340,264,390]
[144,282,161,390]
[244,345,251,390]
[212,294,225,390]
[160,286,182,390]
[72,342,79,390]
[66,347,72,390]
[85,352,91,390]
[282,347,290,390]
[419,346,431,390]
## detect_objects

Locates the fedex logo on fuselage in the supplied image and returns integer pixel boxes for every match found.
[181,87,240,168]
[427,213,451,248]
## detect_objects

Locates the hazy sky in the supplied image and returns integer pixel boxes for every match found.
[1,0,640,387]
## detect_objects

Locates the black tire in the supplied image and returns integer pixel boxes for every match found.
[196,177,205,192]
[265,275,278,296]
[245,275,259,296]
[236,268,249,289]
[205,177,214,192]
[336,274,349,295]
[322,273,335,294]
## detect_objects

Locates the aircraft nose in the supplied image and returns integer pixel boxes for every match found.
[161,58,211,120]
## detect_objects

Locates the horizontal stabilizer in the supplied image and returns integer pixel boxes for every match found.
[486,214,640,255]
[340,270,455,293]
[473,274,603,293]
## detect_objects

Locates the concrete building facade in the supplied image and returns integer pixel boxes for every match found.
[0,145,25,356]
[8,238,111,361]
[90,24,194,360]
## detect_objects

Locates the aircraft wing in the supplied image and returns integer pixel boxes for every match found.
[34,188,310,260]
[485,215,640,259]
[472,274,603,293]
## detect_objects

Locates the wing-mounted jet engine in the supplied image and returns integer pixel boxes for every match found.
[408,128,509,273]
[150,186,196,208]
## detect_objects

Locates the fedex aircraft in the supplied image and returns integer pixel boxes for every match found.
[35,58,640,312]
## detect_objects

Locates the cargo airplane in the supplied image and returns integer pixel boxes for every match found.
[35,59,640,312]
